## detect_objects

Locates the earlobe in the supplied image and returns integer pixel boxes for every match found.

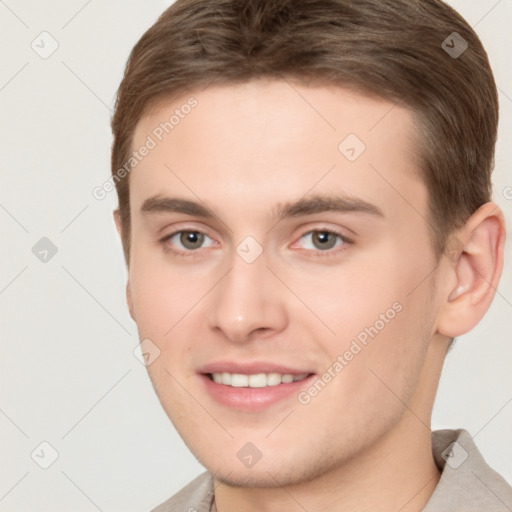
[437,203,505,338]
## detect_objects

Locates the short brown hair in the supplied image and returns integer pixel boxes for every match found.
[111,0,498,264]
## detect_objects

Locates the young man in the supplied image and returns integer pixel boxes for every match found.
[110,0,511,510]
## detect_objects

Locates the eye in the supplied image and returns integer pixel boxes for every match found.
[297,229,350,253]
[161,230,216,254]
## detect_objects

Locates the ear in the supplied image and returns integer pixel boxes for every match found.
[436,202,506,338]
[113,209,136,322]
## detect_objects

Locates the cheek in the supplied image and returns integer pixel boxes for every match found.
[128,248,225,396]
[304,243,434,399]
[298,297,431,445]
[128,242,210,336]
[300,255,420,343]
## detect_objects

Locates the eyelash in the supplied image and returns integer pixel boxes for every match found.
[159,227,353,258]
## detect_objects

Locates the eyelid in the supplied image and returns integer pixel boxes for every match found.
[158,222,217,241]
[292,224,354,244]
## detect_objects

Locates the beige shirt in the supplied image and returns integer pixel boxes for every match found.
[152,429,512,511]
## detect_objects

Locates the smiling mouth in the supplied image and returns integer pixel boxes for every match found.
[207,372,312,388]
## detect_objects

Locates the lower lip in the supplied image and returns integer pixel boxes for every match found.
[200,374,315,412]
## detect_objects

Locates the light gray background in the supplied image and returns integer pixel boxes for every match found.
[1,0,511,510]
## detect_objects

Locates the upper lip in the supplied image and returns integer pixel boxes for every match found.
[198,361,314,375]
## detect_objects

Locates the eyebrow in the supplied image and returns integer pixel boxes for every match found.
[141,196,214,218]
[140,194,384,221]
[273,195,384,220]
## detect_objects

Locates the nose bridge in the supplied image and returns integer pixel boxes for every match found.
[208,244,287,342]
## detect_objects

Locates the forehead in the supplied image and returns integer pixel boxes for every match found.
[129,80,425,219]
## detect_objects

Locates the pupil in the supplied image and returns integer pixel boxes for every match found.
[181,231,204,249]
[313,231,336,250]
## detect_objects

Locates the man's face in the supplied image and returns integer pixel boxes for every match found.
[125,80,443,486]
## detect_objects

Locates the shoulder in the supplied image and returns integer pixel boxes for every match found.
[424,428,512,511]
[151,471,214,512]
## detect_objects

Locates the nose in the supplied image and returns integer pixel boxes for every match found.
[207,247,288,344]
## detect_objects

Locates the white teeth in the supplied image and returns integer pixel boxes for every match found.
[210,372,309,387]
[266,373,282,386]
[248,373,267,388]
[230,374,249,387]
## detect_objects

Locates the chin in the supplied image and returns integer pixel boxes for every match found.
[209,464,312,489]
[196,442,344,490]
